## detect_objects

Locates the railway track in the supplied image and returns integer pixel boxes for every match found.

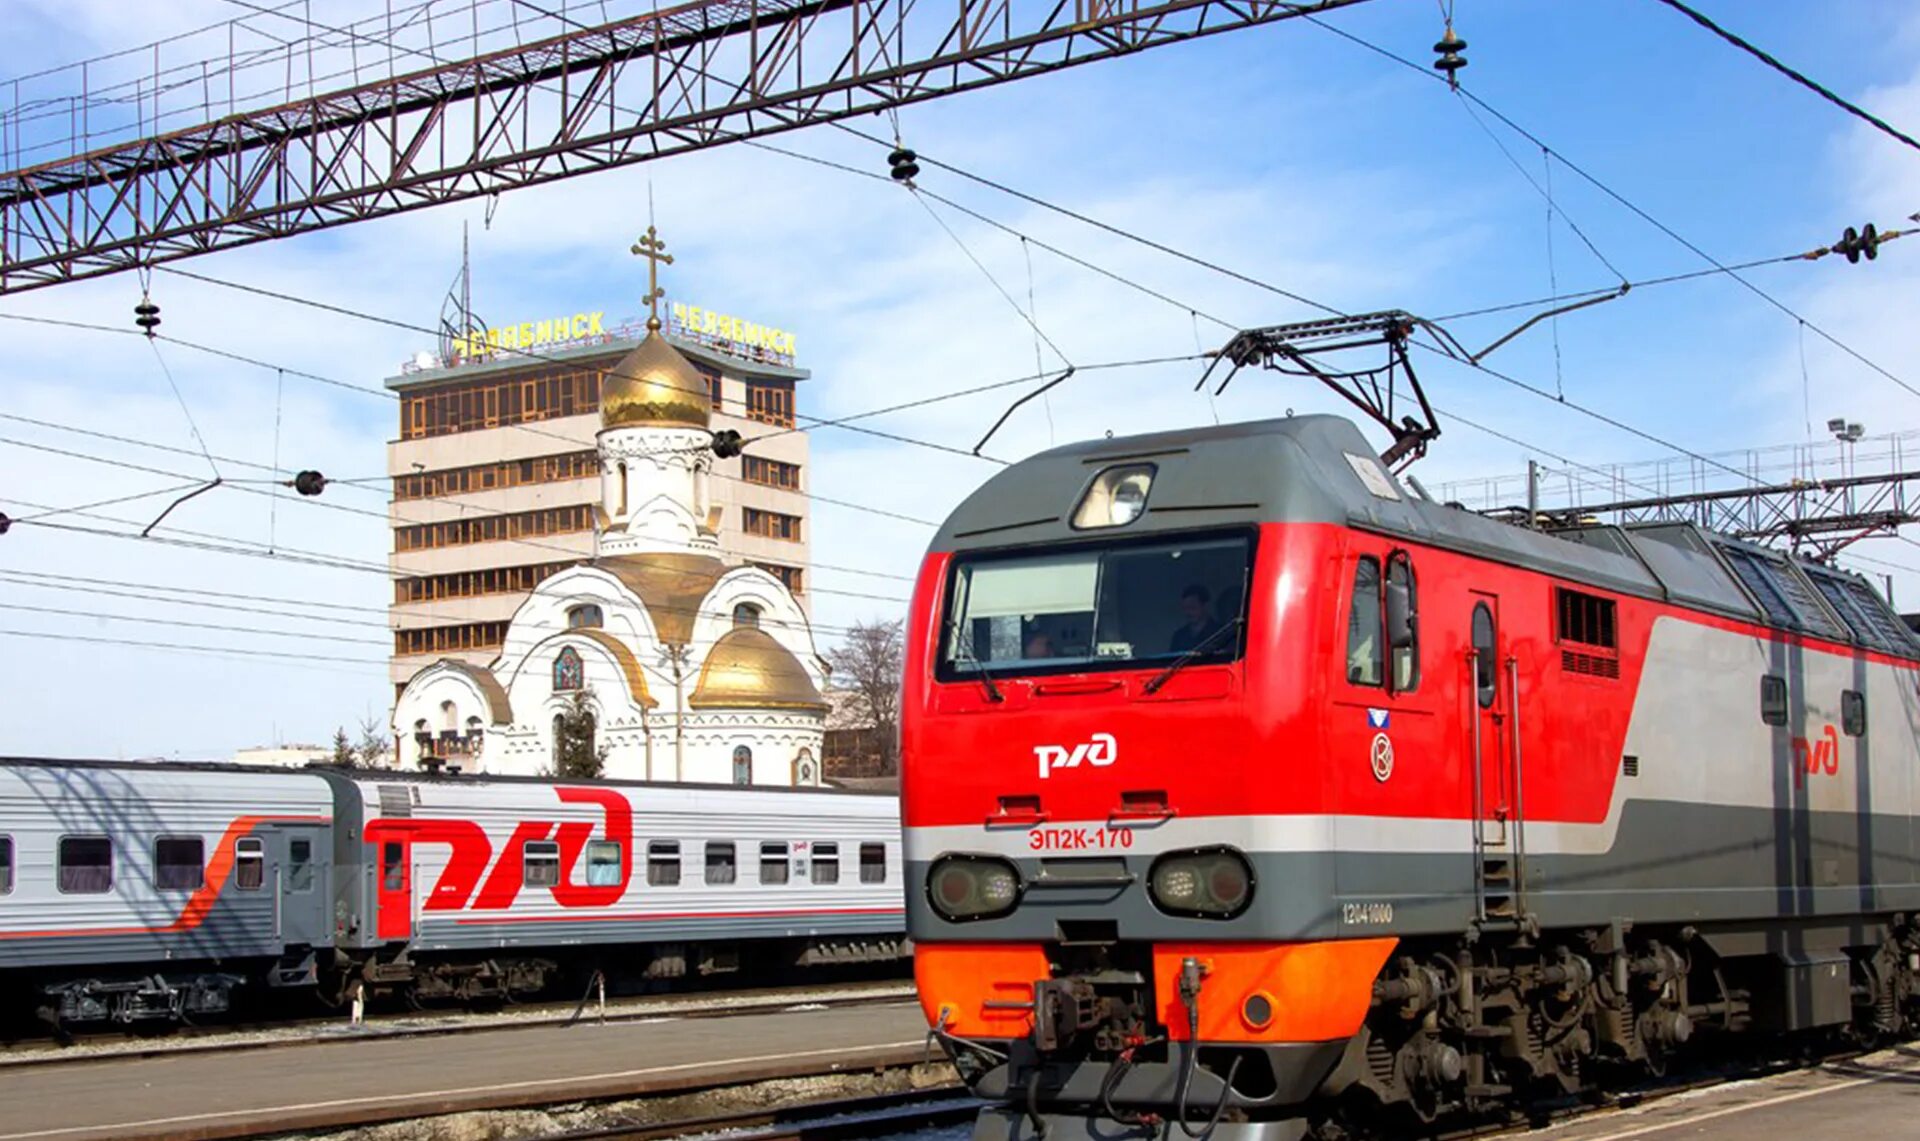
[0,979,917,1069]
[523,1089,982,1141]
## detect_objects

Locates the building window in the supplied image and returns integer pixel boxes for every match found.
[705,842,737,885]
[1346,557,1383,687]
[733,602,762,629]
[235,838,265,891]
[733,745,752,785]
[742,507,801,542]
[811,842,840,885]
[398,368,602,441]
[0,836,11,895]
[59,836,112,894]
[554,646,584,692]
[395,561,578,605]
[568,604,604,629]
[394,503,594,552]
[1842,689,1867,737]
[154,837,205,891]
[394,620,512,657]
[860,843,887,884]
[752,562,805,595]
[794,746,817,786]
[392,450,598,500]
[647,841,681,886]
[744,379,795,427]
[524,839,561,887]
[584,840,623,887]
[760,841,790,885]
[741,455,801,489]
[288,838,315,893]
[1761,674,1789,727]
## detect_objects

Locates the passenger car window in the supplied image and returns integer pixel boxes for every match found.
[234,838,265,891]
[523,839,560,887]
[1347,557,1383,686]
[1842,689,1867,737]
[706,842,737,885]
[381,841,405,891]
[1760,675,1789,727]
[811,842,839,885]
[154,837,205,891]
[860,843,886,884]
[584,840,623,887]
[1471,603,1498,708]
[760,841,790,885]
[647,841,681,886]
[59,836,113,894]
[0,836,13,895]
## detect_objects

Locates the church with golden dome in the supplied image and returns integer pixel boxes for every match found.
[389,230,830,786]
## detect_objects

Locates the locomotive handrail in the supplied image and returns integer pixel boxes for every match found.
[1468,648,1486,923]
[1507,654,1528,919]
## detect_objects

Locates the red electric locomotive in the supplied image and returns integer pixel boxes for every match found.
[902,349,1920,1140]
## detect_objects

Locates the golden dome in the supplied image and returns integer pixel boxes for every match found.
[689,627,828,711]
[600,331,711,429]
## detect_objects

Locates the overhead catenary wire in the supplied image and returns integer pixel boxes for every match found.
[1647,0,1920,157]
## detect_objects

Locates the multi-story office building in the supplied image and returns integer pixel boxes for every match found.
[385,304,810,694]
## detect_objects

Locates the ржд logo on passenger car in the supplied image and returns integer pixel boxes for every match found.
[1034,733,1117,779]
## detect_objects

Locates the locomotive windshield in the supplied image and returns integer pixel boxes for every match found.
[940,531,1252,679]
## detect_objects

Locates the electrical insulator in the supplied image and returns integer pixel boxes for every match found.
[293,470,328,496]
[134,295,161,336]
[0,512,11,535]
[710,429,744,458]
[1835,223,1881,264]
[1433,26,1467,87]
[888,146,920,183]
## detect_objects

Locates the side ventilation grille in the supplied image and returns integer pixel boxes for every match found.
[1622,755,1639,778]
[1562,648,1621,679]
[378,784,414,818]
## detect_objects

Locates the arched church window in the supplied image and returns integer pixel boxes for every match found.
[732,745,753,785]
[732,603,762,629]
[553,645,585,691]
[439,700,457,732]
[568,604,604,630]
[794,746,817,786]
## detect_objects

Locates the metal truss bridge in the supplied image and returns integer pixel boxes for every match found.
[0,0,1368,295]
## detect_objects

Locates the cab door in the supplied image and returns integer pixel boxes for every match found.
[1468,593,1523,921]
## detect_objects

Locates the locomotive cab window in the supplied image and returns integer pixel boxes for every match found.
[154,837,205,891]
[59,836,112,894]
[1347,557,1384,686]
[647,841,681,886]
[942,531,1251,678]
[524,840,561,887]
[234,838,265,890]
[1471,603,1498,708]
[0,836,10,895]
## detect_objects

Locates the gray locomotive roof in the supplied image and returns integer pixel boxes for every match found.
[932,414,1915,651]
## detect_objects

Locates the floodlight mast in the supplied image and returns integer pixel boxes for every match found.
[1198,310,1450,470]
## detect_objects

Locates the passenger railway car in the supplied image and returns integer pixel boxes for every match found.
[0,759,905,1026]
[901,415,1920,1141]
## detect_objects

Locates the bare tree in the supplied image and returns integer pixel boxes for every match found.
[827,618,904,773]
[356,715,391,769]
[552,689,608,779]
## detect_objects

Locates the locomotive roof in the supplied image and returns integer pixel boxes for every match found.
[934,415,1918,657]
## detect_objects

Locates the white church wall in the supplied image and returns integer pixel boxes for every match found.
[391,664,500,769]
[691,569,829,690]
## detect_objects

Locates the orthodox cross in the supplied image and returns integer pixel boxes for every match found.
[630,225,673,331]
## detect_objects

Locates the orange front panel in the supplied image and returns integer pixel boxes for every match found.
[1152,939,1397,1043]
[914,942,1050,1039]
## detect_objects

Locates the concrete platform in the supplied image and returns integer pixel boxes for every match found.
[0,1000,929,1141]
[1539,1045,1920,1140]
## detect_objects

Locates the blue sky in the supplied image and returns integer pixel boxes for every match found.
[3,0,1918,758]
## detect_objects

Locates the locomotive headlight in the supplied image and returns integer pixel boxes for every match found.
[928,855,1022,921]
[1072,463,1156,529]
[1148,847,1254,918]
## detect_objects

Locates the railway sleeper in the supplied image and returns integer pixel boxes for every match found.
[39,972,244,1026]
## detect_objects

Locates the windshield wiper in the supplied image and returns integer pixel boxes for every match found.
[1143,618,1243,695]
[946,619,1005,703]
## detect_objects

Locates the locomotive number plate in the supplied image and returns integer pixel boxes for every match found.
[1341,901,1395,926]
[1027,826,1136,851]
